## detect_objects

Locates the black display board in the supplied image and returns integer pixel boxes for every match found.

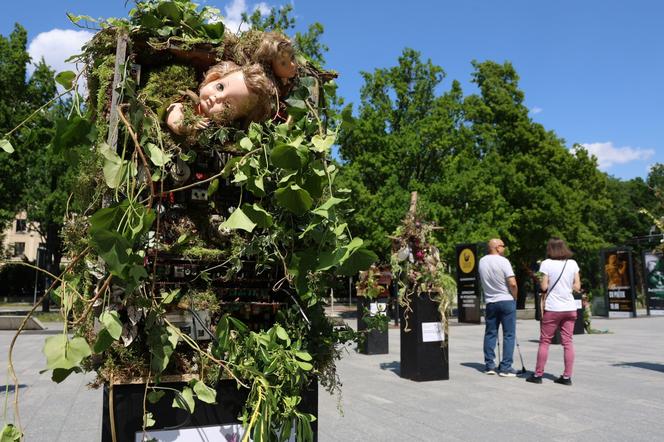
[455,244,481,323]
[573,292,585,334]
[399,293,449,382]
[643,252,664,316]
[601,248,637,318]
[357,297,389,354]
[101,379,318,441]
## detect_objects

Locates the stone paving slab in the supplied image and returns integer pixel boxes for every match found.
[1,315,663,441]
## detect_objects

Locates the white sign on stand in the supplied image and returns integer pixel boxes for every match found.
[137,423,297,441]
[421,322,444,342]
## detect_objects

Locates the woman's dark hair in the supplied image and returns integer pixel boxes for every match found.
[546,237,573,260]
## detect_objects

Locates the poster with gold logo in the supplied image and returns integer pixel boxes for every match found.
[456,244,481,323]
[458,248,475,274]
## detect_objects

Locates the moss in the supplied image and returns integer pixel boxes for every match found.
[88,55,116,145]
[141,64,198,114]
[181,246,225,260]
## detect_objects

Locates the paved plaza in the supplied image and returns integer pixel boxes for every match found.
[1,313,663,441]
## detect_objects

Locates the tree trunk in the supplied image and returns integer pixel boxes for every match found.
[515,264,528,310]
[42,220,62,312]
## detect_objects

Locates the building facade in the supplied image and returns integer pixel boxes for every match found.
[2,212,43,262]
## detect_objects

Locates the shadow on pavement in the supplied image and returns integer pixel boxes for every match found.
[379,361,400,376]
[613,362,664,373]
[460,362,486,373]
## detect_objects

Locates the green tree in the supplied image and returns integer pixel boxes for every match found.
[459,61,611,305]
[0,24,90,306]
[338,48,464,256]
[243,4,328,66]
[339,55,617,305]
[0,24,34,224]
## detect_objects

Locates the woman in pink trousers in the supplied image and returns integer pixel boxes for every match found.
[526,238,581,386]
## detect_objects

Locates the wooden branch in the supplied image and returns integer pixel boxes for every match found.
[409,191,418,214]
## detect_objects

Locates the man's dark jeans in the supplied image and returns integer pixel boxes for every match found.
[483,299,516,372]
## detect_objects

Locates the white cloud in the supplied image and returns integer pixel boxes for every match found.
[578,141,655,170]
[530,106,543,114]
[27,29,93,79]
[223,0,272,33]
[224,0,249,33]
[255,2,272,15]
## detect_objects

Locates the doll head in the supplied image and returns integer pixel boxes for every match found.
[199,61,276,126]
[254,32,297,80]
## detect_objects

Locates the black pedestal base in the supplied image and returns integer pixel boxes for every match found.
[101,379,318,441]
[357,298,389,355]
[399,293,449,381]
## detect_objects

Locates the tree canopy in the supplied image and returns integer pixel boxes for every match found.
[337,49,655,301]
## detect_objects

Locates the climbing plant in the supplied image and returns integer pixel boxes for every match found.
[2,2,375,441]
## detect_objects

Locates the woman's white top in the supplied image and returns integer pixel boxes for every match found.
[539,258,579,312]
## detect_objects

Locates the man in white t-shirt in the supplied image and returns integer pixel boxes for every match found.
[478,238,518,377]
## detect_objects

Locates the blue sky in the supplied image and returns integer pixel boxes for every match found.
[2,0,662,181]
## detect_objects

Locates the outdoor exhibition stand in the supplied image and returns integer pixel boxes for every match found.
[101,378,318,441]
[357,296,389,355]
[399,293,449,381]
[97,30,321,442]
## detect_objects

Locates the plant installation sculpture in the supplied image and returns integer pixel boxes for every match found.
[390,193,456,339]
[2,1,375,440]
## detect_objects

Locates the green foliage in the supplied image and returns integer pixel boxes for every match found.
[1,3,371,441]
[130,0,225,43]
[140,64,197,114]
[0,25,59,225]
[338,51,630,305]
[0,424,21,442]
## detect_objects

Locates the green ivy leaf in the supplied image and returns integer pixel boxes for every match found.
[220,208,256,233]
[311,134,336,153]
[207,178,219,197]
[271,143,305,170]
[93,329,114,353]
[193,380,217,404]
[147,390,165,404]
[148,324,179,374]
[52,116,94,153]
[162,288,180,304]
[312,197,346,219]
[242,203,273,228]
[143,412,156,428]
[275,184,313,215]
[338,247,378,276]
[0,424,22,441]
[89,228,132,278]
[0,138,14,154]
[66,13,97,25]
[100,311,123,340]
[139,12,162,29]
[201,22,224,40]
[239,137,253,151]
[55,71,76,89]
[172,387,195,413]
[157,1,183,21]
[145,142,172,167]
[99,143,127,189]
[43,335,91,371]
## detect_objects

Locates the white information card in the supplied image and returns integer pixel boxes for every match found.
[421,322,444,342]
